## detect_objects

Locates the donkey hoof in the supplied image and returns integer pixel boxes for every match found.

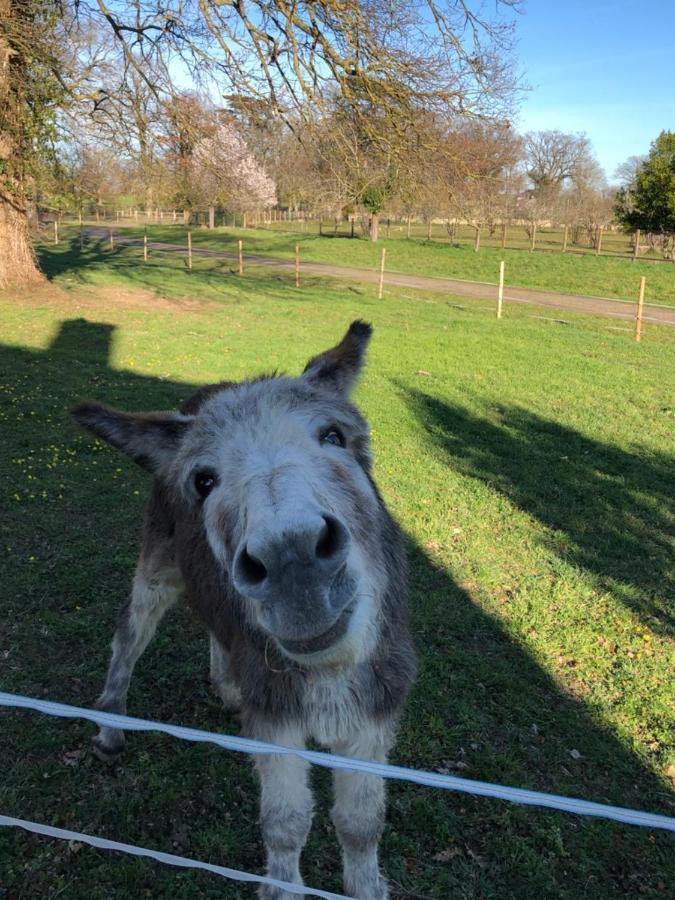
[92,735,125,764]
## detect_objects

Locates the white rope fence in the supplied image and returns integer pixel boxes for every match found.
[0,814,350,900]
[2,691,673,894]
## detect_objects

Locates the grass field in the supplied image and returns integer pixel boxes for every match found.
[1,241,674,898]
[62,220,675,307]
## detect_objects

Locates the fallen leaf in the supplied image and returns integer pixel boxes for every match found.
[433,846,462,863]
[62,749,86,767]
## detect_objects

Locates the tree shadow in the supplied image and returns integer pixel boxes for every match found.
[36,235,135,281]
[399,387,674,635]
[0,320,672,897]
[35,233,347,301]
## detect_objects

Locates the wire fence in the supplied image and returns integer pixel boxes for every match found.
[34,207,675,265]
[1,691,673,895]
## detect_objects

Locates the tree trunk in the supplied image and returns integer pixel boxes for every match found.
[474,225,481,252]
[0,198,42,289]
[369,213,379,242]
[0,0,44,288]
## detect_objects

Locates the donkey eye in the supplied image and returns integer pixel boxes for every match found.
[194,469,218,498]
[320,427,345,448]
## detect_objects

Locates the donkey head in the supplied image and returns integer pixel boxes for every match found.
[73,321,385,665]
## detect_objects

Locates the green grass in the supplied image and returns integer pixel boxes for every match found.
[70,220,675,307]
[1,242,674,898]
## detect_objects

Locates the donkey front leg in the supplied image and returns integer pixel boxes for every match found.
[209,633,242,711]
[332,722,395,900]
[94,559,182,761]
[254,724,313,900]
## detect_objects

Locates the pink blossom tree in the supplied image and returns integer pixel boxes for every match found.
[192,125,276,212]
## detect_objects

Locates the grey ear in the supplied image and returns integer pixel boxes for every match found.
[302,320,373,395]
[72,401,192,473]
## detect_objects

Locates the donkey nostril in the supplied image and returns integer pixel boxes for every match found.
[239,547,268,585]
[316,515,346,560]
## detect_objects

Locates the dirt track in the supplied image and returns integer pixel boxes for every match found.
[84,228,675,326]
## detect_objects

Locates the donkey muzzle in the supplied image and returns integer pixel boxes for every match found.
[232,514,356,649]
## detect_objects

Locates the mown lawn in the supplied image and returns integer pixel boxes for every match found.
[72,220,675,306]
[0,242,673,898]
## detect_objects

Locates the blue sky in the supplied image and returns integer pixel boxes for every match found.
[514,1,675,180]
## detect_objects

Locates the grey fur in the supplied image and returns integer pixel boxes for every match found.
[74,322,416,897]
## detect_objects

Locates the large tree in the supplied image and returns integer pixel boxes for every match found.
[615,131,675,256]
[0,1,64,287]
[1,0,520,285]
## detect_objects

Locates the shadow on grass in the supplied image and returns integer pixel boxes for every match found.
[0,319,672,897]
[400,388,674,634]
[35,234,348,301]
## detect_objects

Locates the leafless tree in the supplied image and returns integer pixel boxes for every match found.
[525,130,595,195]
[2,0,522,284]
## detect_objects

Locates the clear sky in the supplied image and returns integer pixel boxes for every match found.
[514,1,675,181]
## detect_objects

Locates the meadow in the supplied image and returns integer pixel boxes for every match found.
[71,219,675,307]
[0,238,673,897]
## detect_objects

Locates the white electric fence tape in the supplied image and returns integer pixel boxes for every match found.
[0,814,351,899]
[2,692,674,834]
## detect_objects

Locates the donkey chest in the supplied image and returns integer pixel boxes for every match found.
[300,670,365,747]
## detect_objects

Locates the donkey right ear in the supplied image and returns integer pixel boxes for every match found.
[72,401,192,474]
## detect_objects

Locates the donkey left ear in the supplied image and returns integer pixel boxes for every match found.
[302,320,373,395]
[72,401,193,474]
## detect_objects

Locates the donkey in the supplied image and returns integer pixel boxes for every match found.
[72,321,417,900]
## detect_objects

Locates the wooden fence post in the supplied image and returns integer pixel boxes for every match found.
[474,226,481,252]
[378,247,386,299]
[497,260,505,319]
[187,230,192,269]
[635,276,646,341]
[295,244,300,288]
[596,226,603,256]
[143,231,148,262]
[238,239,243,275]
[562,224,568,253]
[501,222,507,249]
[54,221,58,245]
[633,228,640,261]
